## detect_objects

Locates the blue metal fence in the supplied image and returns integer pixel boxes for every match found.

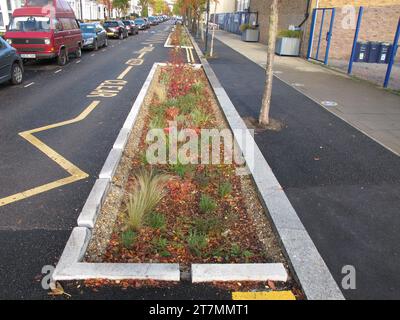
[211,12,258,35]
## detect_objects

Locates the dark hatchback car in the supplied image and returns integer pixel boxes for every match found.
[103,20,128,39]
[122,20,139,35]
[134,18,147,30]
[0,37,23,85]
[80,23,108,50]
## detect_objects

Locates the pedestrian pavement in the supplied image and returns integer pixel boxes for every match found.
[213,30,400,156]
[196,33,400,299]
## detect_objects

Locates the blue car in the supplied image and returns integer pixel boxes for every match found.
[80,23,108,51]
[0,37,23,85]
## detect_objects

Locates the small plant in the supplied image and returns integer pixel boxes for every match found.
[121,230,137,248]
[190,108,210,126]
[152,236,170,257]
[193,216,223,235]
[187,230,208,256]
[176,94,198,114]
[230,243,242,257]
[218,181,232,197]
[171,160,194,179]
[126,170,170,231]
[243,250,254,263]
[139,152,148,165]
[154,85,167,103]
[149,113,165,130]
[199,194,217,214]
[191,81,204,95]
[146,212,166,229]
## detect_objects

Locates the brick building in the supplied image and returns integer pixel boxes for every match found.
[249,0,400,61]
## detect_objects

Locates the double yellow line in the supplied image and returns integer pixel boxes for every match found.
[185,47,195,64]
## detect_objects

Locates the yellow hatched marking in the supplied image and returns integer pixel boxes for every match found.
[0,101,100,207]
[232,291,296,300]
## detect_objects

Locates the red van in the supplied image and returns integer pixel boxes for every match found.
[4,0,82,66]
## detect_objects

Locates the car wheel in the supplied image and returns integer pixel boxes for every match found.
[57,49,67,66]
[10,62,23,85]
[94,39,98,51]
[75,46,82,58]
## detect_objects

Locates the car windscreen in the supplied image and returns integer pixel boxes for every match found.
[122,21,131,25]
[135,20,144,24]
[104,22,119,27]
[9,16,51,32]
[80,25,96,33]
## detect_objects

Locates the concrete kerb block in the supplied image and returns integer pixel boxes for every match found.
[187,30,345,300]
[113,128,131,150]
[58,263,181,281]
[98,148,122,180]
[77,179,110,229]
[192,263,288,283]
[52,227,91,281]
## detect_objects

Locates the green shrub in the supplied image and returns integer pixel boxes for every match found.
[199,194,217,214]
[187,230,208,256]
[278,29,302,38]
[126,170,170,231]
[147,212,166,229]
[121,230,137,248]
[218,181,232,197]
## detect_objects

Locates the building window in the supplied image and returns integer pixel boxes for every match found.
[236,0,250,12]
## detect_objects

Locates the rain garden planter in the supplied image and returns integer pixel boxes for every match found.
[52,26,301,296]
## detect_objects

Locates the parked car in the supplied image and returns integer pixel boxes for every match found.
[148,16,158,26]
[143,18,151,29]
[134,18,147,30]
[103,20,128,39]
[80,23,108,50]
[0,37,24,85]
[4,0,82,66]
[122,20,139,35]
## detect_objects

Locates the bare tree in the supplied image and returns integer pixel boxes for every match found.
[259,0,279,126]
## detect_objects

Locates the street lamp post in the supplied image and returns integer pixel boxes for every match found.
[204,0,210,53]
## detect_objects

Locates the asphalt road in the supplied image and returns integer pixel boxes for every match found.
[204,38,400,300]
[0,22,226,300]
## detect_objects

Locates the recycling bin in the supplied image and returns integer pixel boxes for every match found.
[367,41,380,63]
[378,43,391,64]
[354,41,368,62]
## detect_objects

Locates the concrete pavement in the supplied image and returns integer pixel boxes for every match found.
[213,30,400,156]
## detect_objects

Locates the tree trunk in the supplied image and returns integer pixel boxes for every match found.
[259,0,278,126]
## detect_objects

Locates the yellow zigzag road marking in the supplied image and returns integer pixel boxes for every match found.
[232,291,296,300]
[0,101,100,207]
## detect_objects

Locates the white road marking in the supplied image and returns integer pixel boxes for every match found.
[91,53,95,56]
[54,69,62,74]
[76,60,81,64]
[24,82,34,88]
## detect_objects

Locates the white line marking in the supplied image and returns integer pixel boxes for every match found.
[54,69,62,74]
[76,60,81,64]
[24,82,34,88]
[91,54,95,56]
